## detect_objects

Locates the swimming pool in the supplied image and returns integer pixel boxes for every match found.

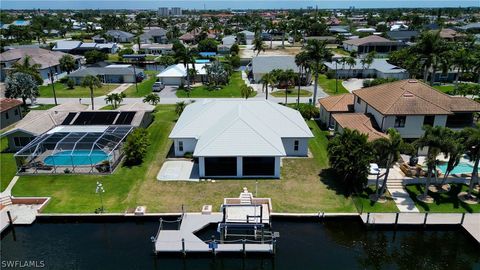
[438,162,474,175]
[43,150,109,166]
[195,59,210,63]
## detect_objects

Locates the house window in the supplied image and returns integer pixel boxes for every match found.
[423,115,435,127]
[5,112,9,119]
[178,141,184,152]
[294,140,299,151]
[356,97,361,104]
[394,116,406,128]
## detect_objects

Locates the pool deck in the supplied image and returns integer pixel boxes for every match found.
[154,213,274,254]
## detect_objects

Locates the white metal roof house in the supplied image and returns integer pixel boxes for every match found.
[248,55,300,83]
[324,58,409,80]
[169,100,313,178]
[156,63,207,86]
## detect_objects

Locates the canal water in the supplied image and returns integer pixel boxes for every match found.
[1,217,479,270]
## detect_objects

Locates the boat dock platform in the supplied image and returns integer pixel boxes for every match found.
[360,212,480,243]
[153,213,274,254]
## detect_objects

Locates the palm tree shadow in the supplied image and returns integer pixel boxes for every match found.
[319,168,350,198]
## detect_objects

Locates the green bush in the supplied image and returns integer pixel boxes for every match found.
[66,78,75,89]
[123,128,150,166]
[58,77,69,83]
[297,103,319,119]
[326,70,336,79]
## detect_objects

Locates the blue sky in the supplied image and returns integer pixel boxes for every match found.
[1,0,479,10]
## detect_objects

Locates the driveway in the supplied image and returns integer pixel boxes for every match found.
[342,78,368,92]
[158,85,179,99]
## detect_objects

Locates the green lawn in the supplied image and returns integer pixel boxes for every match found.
[7,108,389,213]
[353,186,399,213]
[123,70,158,97]
[271,89,312,97]
[29,104,56,110]
[433,85,455,94]
[1,137,17,192]
[100,105,115,110]
[176,71,251,98]
[330,47,350,56]
[317,74,349,95]
[405,184,480,213]
[39,83,119,98]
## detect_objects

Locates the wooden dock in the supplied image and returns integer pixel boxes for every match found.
[153,213,274,254]
[360,212,480,243]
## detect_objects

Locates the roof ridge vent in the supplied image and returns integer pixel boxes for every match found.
[408,79,417,83]
[403,91,414,97]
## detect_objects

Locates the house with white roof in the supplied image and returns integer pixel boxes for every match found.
[156,63,207,85]
[248,55,301,83]
[324,58,409,79]
[169,100,313,178]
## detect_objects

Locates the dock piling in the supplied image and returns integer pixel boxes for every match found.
[423,212,428,227]
[182,238,186,257]
[460,213,466,225]
[242,239,246,256]
[6,211,13,225]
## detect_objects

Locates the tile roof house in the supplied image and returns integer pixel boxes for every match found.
[431,28,466,41]
[319,80,480,140]
[105,30,135,43]
[386,30,419,42]
[139,28,168,44]
[0,98,23,129]
[169,100,313,178]
[324,58,409,80]
[319,94,354,127]
[0,48,82,83]
[343,35,406,55]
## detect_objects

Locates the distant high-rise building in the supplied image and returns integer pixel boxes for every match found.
[170,7,182,16]
[158,7,169,17]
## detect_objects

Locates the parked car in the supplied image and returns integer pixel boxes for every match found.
[152,81,165,92]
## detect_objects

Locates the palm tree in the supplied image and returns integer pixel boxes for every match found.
[295,51,309,107]
[252,34,265,56]
[59,55,77,74]
[175,101,187,116]
[414,31,445,85]
[360,51,376,77]
[262,72,276,100]
[451,46,471,93]
[240,85,255,99]
[104,93,126,109]
[345,57,356,78]
[143,93,160,105]
[81,75,102,110]
[304,39,332,103]
[463,124,480,200]
[266,19,275,49]
[175,46,196,90]
[371,129,403,201]
[438,130,464,190]
[414,126,449,201]
[278,20,289,48]
[10,55,43,85]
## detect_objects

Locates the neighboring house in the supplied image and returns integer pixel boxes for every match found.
[140,28,168,44]
[52,41,118,54]
[386,30,419,42]
[323,58,409,79]
[222,35,236,46]
[238,30,255,45]
[179,32,196,43]
[0,48,82,82]
[43,29,61,37]
[319,94,354,128]
[68,64,144,84]
[343,35,406,55]
[133,44,173,55]
[320,80,480,141]
[169,100,313,178]
[92,35,107,43]
[457,22,480,32]
[156,63,207,85]
[105,30,135,43]
[0,99,23,129]
[328,26,350,34]
[248,55,300,83]
[0,103,87,151]
[303,36,337,44]
[431,28,466,41]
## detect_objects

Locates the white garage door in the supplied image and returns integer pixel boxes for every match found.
[160,77,183,86]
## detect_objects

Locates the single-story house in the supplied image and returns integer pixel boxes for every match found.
[52,41,118,54]
[105,30,135,43]
[328,26,350,34]
[238,30,255,45]
[319,80,480,140]
[248,55,300,83]
[323,58,409,79]
[156,63,207,85]
[0,98,23,129]
[133,43,173,55]
[222,35,236,46]
[457,22,480,33]
[0,48,82,83]
[343,35,406,55]
[68,64,144,84]
[169,99,313,178]
[139,28,168,44]
[386,31,419,42]
[431,28,466,41]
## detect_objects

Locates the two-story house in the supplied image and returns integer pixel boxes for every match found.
[319,80,480,141]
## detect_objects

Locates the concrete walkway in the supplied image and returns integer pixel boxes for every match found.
[107,83,132,95]
[0,176,19,197]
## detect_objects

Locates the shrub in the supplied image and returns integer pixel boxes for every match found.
[66,78,75,89]
[363,77,398,88]
[326,70,336,79]
[297,103,319,119]
[123,128,150,166]
[230,43,240,55]
[59,77,69,83]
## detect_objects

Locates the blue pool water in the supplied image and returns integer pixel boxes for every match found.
[438,162,474,174]
[195,59,210,63]
[44,150,108,166]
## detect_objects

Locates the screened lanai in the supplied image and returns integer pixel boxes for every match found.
[14,125,133,174]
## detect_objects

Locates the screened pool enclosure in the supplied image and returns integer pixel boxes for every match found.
[14,125,134,174]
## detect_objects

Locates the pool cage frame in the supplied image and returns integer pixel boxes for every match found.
[14,126,134,174]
